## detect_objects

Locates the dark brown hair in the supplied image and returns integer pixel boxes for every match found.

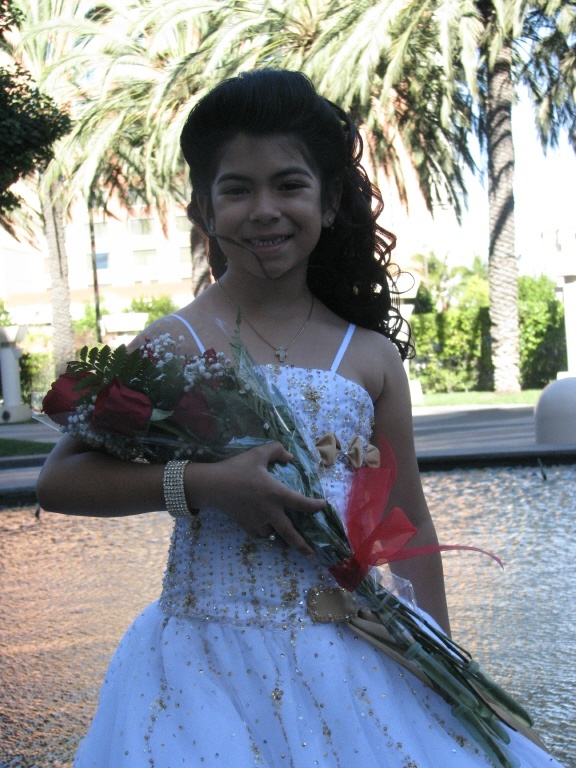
[180,68,412,359]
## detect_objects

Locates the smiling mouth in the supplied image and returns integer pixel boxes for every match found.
[245,235,290,247]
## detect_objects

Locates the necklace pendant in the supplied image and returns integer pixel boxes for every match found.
[275,347,287,362]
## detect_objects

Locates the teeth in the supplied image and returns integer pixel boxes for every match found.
[248,236,288,247]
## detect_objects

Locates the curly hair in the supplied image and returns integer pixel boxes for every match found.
[180,68,412,359]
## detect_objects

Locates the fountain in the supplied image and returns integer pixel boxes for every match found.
[535,259,576,444]
[0,325,31,423]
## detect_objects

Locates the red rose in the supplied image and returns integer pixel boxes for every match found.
[92,377,153,436]
[42,372,91,426]
[169,387,219,440]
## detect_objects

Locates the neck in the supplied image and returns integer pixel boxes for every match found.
[215,272,316,363]
[217,268,313,314]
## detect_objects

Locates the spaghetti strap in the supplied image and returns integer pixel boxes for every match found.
[169,313,206,354]
[330,324,356,373]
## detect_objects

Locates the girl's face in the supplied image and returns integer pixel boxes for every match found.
[203,133,333,281]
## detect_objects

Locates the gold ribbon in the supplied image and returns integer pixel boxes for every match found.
[314,433,341,467]
[364,443,381,468]
[314,433,381,468]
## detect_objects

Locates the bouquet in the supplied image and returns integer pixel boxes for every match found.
[39,329,545,768]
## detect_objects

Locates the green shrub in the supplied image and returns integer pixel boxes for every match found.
[410,274,566,393]
[72,301,109,348]
[127,296,177,324]
[518,275,566,389]
[0,351,53,407]
[0,299,13,326]
[19,351,54,407]
[411,307,493,393]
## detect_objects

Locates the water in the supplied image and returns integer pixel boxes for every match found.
[0,464,574,767]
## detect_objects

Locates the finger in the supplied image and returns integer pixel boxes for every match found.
[281,488,327,515]
[272,517,315,558]
[260,441,293,464]
[267,511,315,558]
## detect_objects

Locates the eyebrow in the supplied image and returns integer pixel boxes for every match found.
[215,166,314,185]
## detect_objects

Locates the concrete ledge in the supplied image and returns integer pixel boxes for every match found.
[0,488,39,507]
[0,454,47,470]
[417,444,576,471]
[2,445,576,511]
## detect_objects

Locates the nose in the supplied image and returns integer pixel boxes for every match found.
[249,190,280,223]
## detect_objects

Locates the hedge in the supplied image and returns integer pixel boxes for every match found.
[410,275,566,393]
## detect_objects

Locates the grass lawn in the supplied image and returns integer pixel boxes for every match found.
[0,439,55,457]
[418,389,541,407]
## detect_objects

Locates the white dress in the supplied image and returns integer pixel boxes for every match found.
[74,325,562,768]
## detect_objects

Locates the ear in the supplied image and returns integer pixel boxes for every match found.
[322,181,342,228]
[322,210,335,228]
[197,195,215,234]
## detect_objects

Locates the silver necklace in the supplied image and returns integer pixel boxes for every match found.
[217,280,314,362]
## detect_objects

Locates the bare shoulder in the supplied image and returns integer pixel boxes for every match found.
[341,325,406,403]
[127,300,199,355]
[127,288,224,356]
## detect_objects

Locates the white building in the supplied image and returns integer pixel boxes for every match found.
[1,203,200,336]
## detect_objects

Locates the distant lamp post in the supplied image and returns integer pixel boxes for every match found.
[0,325,31,423]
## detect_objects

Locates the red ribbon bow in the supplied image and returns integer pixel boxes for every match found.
[330,438,503,592]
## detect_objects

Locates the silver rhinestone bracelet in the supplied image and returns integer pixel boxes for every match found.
[163,460,197,517]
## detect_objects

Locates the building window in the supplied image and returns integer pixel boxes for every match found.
[86,221,108,241]
[134,249,157,267]
[179,246,192,263]
[130,218,155,236]
[96,252,109,269]
[87,252,109,270]
[175,215,191,233]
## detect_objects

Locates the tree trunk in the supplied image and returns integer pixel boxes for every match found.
[487,44,521,392]
[40,180,75,376]
[88,203,103,343]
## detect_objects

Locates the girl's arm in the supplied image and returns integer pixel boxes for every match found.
[372,339,451,635]
[36,436,322,557]
[36,314,322,554]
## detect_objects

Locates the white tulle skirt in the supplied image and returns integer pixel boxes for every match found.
[74,601,561,768]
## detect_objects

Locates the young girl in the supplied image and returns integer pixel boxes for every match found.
[37,69,561,767]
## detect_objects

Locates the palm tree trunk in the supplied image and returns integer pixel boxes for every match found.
[88,202,103,343]
[40,180,75,376]
[487,43,521,393]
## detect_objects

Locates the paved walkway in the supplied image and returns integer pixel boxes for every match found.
[1,406,576,505]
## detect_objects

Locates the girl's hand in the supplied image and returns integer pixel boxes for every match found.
[186,442,324,557]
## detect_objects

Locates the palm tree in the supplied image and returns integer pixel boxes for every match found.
[0,1,72,223]
[296,0,576,392]
[8,0,121,373]
[65,0,268,297]
[11,0,207,363]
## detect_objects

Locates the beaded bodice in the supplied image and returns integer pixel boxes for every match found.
[159,365,374,630]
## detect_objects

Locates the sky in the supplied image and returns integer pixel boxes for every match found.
[384,93,576,280]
